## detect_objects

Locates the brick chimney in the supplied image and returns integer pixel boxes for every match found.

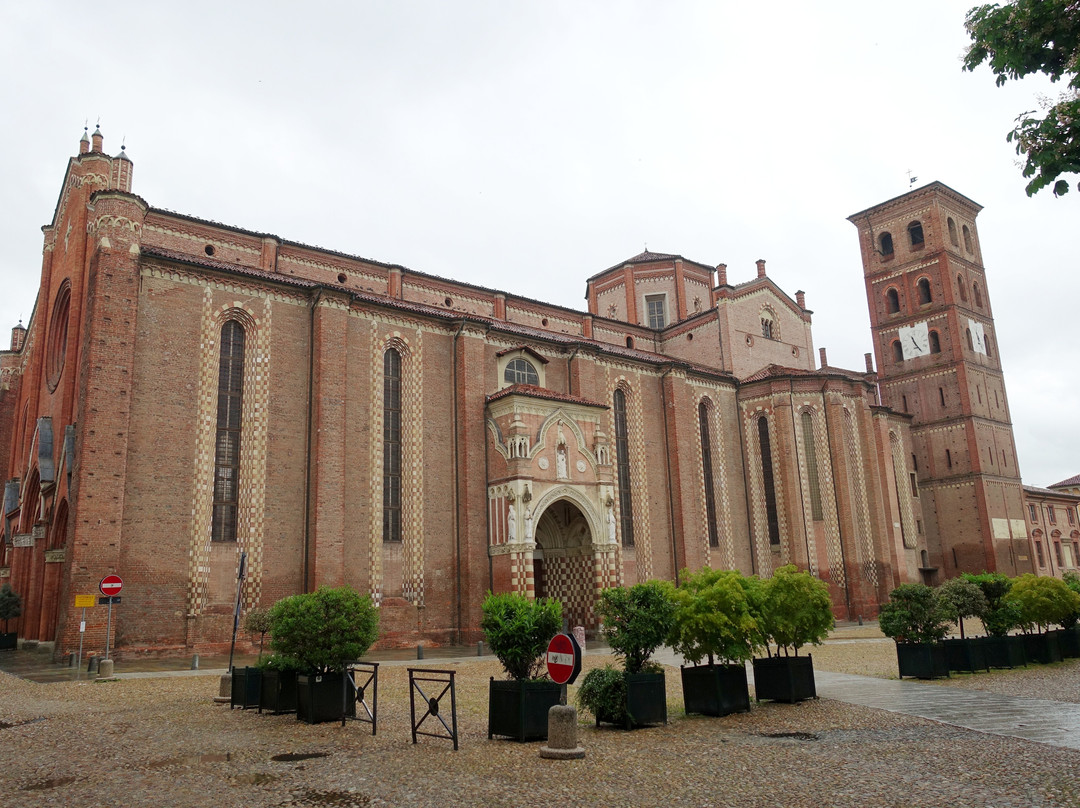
[796,290,806,309]
[11,321,26,352]
[716,263,728,286]
[819,347,828,368]
[756,259,766,279]
[864,352,874,373]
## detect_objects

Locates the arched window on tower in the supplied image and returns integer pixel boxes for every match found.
[892,340,904,363]
[947,217,959,246]
[965,328,974,351]
[916,277,932,305]
[973,281,984,308]
[212,320,245,543]
[879,232,894,256]
[962,224,974,253]
[383,348,402,543]
[929,330,941,354]
[886,287,900,314]
[614,388,634,547]
[908,220,924,247]
[956,274,968,303]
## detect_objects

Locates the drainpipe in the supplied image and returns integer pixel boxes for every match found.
[451,319,467,642]
[302,289,322,592]
[659,366,681,585]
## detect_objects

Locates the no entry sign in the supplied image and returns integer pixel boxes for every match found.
[546,632,582,685]
[99,575,123,597]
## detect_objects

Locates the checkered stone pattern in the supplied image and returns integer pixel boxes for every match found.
[594,547,618,597]
[795,404,845,588]
[541,554,597,629]
[890,431,918,549]
[742,405,788,579]
[695,393,736,571]
[610,377,652,581]
[843,406,878,589]
[186,294,271,615]
[367,325,425,607]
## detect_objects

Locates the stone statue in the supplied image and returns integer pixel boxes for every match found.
[607,505,617,542]
[524,508,534,540]
[507,503,516,540]
[557,445,568,479]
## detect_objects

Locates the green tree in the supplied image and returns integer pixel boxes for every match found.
[963,0,1080,196]
[755,565,835,657]
[480,591,562,681]
[0,583,22,632]
[1006,573,1080,633]
[879,583,952,645]
[597,580,676,675]
[667,568,762,666]
[243,607,273,662]
[937,577,989,639]
[268,586,379,673]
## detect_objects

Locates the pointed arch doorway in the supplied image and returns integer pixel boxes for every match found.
[533,498,597,630]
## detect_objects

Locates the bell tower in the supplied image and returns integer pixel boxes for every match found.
[849,182,1031,579]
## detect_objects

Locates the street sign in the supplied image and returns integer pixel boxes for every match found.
[99,575,123,597]
[546,632,582,685]
[98,596,122,605]
[74,594,96,608]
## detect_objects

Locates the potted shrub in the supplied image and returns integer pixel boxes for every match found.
[0,583,21,651]
[269,585,380,724]
[964,571,1026,669]
[937,577,990,674]
[257,653,303,714]
[481,591,563,742]
[578,580,675,729]
[1006,574,1080,664]
[667,567,760,716]
[878,583,951,679]
[751,565,833,703]
[1059,572,1080,658]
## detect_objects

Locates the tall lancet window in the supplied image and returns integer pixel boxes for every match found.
[758,417,781,549]
[383,348,403,543]
[614,388,634,547]
[212,320,245,542]
[699,402,719,548]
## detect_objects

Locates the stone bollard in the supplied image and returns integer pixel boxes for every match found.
[190,654,200,670]
[214,673,232,704]
[572,626,586,651]
[477,641,484,657]
[539,704,586,760]
[87,655,100,675]
[97,658,115,679]
[417,644,425,660]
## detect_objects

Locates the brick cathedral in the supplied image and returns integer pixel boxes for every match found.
[2,129,1075,657]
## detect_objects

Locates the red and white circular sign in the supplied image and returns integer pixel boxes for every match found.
[546,633,582,685]
[99,575,123,597]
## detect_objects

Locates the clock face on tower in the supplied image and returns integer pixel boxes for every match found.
[899,321,930,359]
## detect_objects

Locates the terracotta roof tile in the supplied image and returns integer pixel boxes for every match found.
[486,384,608,409]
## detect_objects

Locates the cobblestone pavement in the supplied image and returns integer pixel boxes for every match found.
[4,638,1080,808]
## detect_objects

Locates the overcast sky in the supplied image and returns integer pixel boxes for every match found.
[1,1,1077,487]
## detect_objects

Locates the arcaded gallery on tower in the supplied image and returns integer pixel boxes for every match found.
[2,129,1077,658]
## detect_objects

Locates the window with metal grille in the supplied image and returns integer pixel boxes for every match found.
[758,417,781,548]
[212,320,245,543]
[504,358,539,386]
[383,348,402,543]
[801,412,823,521]
[1030,504,1038,522]
[699,403,719,547]
[614,389,634,547]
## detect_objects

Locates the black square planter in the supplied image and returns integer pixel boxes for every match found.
[488,678,563,741]
[0,632,16,651]
[297,673,356,724]
[230,667,262,710]
[1054,627,1080,659]
[983,635,1027,669]
[895,643,950,679]
[259,669,298,714]
[597,671,668,729]
[752,655,817,703]
[1022,632,1063,665]
[680,663,750,716]
[942,638,990,674]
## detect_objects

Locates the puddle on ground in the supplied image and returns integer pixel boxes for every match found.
[292,789,371,807]
[145,753,232,769]
[21,776,79,791]
[271,752,330,763]
[758,731,819,741]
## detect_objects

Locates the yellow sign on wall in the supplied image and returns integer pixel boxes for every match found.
[74,594,97,608]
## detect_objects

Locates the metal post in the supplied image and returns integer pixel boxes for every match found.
[104,600,113,661]
[227,552,248,674]
[77,606,86,676]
